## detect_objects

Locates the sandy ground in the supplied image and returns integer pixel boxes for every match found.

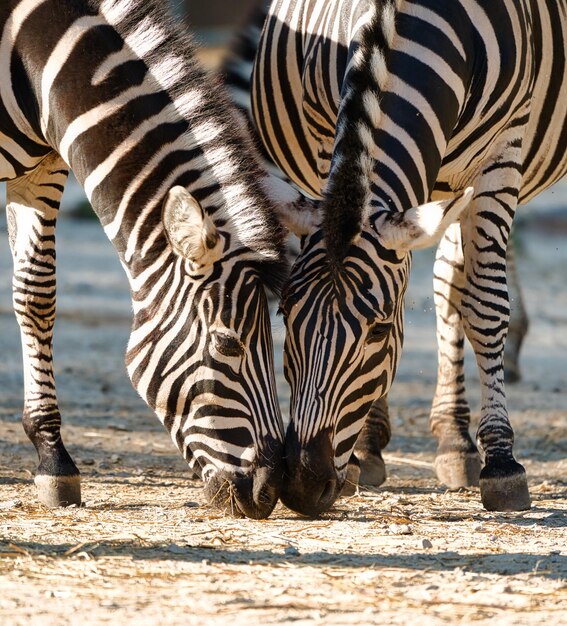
[0,175,565,625]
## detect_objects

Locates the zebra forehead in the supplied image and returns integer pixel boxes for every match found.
[284,268,394,322]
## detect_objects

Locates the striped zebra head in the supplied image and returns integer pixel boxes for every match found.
[280,190,473,516]
[126,185,288,520]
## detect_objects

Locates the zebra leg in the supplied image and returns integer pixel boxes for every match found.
[431,224,482,488]
[342,396,391,495]
[460,156,530,511]
[7,155,81,507]
[504,238,529,383]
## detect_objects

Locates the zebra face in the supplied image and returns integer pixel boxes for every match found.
[190,269,285,519]
[277,189,474,516]
[127,187,286,519]
[279,228,410,516]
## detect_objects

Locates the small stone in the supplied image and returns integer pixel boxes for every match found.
[388,523,412,535]
[185,501,199,508]
[110,454,121,464]
[80,458,95,466]
[167,544,189,555]
[201,559,210,566]
[284,545,300,557]
[421,538,433,549]
[0,499,22,510]
[98,462,111,470]
[108,423,129,432]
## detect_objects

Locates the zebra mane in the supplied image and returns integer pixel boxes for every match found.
[323,0,400,267]
[95,0,286,266]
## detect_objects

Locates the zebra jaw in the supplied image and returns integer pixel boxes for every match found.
[162,185,222,266]
[372,187,475,252]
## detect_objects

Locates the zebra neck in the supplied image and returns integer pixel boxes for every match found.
[13,0,284,280]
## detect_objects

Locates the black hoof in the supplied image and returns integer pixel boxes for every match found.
[434,451,482,488]
[357,450,387,487]
[35,474,82,507]
[480,459,531,511]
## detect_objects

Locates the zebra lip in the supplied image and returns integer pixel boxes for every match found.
[204,462,284,520]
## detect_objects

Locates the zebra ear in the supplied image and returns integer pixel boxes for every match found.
[260,174,321,236]
[162,186,221,264]
[375,187,474,252]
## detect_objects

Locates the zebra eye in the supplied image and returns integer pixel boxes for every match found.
[367,322,391,343]
[212,332,245,358]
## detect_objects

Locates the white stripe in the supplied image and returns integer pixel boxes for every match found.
[40,16,103,136]
[0,0,49,143]
[59,76,155,164]
[93,18,165,84]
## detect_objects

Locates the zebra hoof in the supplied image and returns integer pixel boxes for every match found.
[480,460,531,511]
[356,451,387,487]
[434,451,482,488]
[340,458,361,496]
[35,474,82,508]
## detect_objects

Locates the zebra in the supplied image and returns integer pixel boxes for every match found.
[0,0,293,519]
[221,0,537,494]
[250,0,567,515]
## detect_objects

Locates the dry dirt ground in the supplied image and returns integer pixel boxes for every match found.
[0,179,565,625]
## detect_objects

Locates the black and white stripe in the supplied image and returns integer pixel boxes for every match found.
[251,0,566,515]
[1,0,290,519]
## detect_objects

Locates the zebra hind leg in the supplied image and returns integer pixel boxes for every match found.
[503,236,529,383]
[430,225,482,489]
[7,155,81,507]
[341,396,391,495]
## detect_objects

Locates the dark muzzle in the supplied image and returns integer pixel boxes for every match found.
[281,426,341,516]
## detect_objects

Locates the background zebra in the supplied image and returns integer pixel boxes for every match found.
[250,0,567,515]
[0,0,291,519]
[221,0,539,494]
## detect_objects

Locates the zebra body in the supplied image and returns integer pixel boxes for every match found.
[252,0,567,514]
[1,0,289,518]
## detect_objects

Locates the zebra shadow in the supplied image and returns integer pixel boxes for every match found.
[1,539,565,581]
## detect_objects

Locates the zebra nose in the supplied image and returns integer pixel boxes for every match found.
[281,426,341,516]
[203,443,284,519]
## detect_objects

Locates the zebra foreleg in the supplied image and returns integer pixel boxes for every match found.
[430,224,482,489]
[7,155,81,507]
[460,148,531,511]
[342,396,391,495]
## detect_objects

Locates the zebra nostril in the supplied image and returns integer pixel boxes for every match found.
[318,478,337,507]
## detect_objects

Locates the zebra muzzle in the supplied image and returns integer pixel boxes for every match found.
[281,426,341,517]
[203,452,284,519]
